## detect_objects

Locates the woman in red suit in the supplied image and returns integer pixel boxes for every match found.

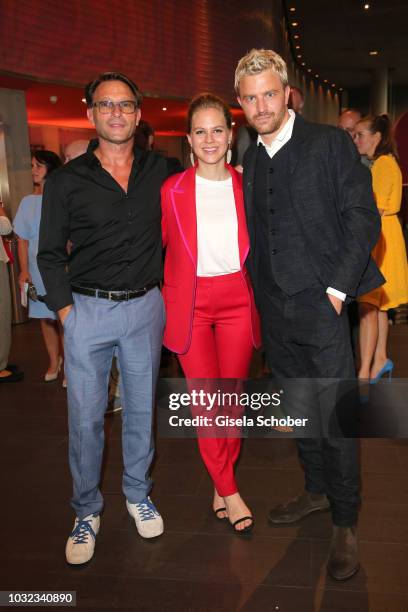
[161,94,261,533]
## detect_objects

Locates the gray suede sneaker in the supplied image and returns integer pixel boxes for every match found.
[268,491,330,525]
[65,514,100,565]
[126,497,164,538]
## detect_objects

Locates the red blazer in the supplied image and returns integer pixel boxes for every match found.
[161,164,261,355]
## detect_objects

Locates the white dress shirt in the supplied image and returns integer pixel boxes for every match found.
[257,110,346,302]
[256,108,296,157]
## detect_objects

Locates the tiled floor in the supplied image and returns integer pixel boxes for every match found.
[1,321,407,611]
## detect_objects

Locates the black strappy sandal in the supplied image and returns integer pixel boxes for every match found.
[214,507,228,520]
[231,516,254,534]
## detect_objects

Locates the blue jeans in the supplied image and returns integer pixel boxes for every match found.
[63,288,164,519]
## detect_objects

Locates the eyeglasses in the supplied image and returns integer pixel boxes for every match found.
[92,100,138,114]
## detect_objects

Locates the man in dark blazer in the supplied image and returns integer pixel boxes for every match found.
[235,49,384,581]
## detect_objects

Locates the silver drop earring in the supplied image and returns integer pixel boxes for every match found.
[190,148,195,166]
[226,142,232,164]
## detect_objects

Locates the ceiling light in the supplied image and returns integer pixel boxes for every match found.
[297,54,302,58]
[364,3,370,9]
[162,107,167,111]
[315,74,319,78]
[81,98,86,103]
[289,7,296,11]
[369,50,378,55]
[293,34,299,39]
[231,121,236,126]
[323,79,328,83]
[307,69,312,73]
[295,45,300,49]
[301,62,306,66]
[331,84,336,87]
[339,88,343,91]
[291,21,299,26]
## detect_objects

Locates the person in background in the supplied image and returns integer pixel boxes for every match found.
[135,119,155,150]
[338,108,365,355]
[234,124,257,173]
[355,114,408,382]
[338,108,371,170]
[161,93,261,533]
[338,109,362,140]
[13,150,63,382]
[64,140,89,163]
[62,140,90,387]
[0,206,24,383]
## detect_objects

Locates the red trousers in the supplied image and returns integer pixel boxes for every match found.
[178,272,254,497]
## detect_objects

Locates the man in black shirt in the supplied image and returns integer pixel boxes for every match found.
[38,72,181,565]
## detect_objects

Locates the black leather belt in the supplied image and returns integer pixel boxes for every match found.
[71,281,158,301]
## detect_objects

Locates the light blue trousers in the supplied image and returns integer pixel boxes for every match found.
[63,288,164,519]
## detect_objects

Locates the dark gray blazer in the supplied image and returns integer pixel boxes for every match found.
[242,115,384,299]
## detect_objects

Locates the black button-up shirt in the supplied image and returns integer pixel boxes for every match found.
[38,140,182,311]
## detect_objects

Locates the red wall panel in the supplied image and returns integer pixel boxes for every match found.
[0,0,285,103]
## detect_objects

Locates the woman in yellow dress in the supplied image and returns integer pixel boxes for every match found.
[354,114,408,382]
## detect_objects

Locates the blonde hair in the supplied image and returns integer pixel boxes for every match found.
[234,49,288,93]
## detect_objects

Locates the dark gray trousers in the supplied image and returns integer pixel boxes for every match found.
[259,283,360,527]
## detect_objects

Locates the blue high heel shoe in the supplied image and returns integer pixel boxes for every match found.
[369,359,394,385]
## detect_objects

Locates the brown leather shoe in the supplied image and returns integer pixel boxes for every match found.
[268,492,330,525]
[327,526,359,581]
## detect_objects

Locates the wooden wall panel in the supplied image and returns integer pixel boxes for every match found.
[0,0,285,103]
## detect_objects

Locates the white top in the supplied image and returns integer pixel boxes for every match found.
[0,215,12,263]
[257,110,346,302]
[196,174,240,276]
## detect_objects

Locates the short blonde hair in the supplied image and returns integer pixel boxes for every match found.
[234,49,288,93]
